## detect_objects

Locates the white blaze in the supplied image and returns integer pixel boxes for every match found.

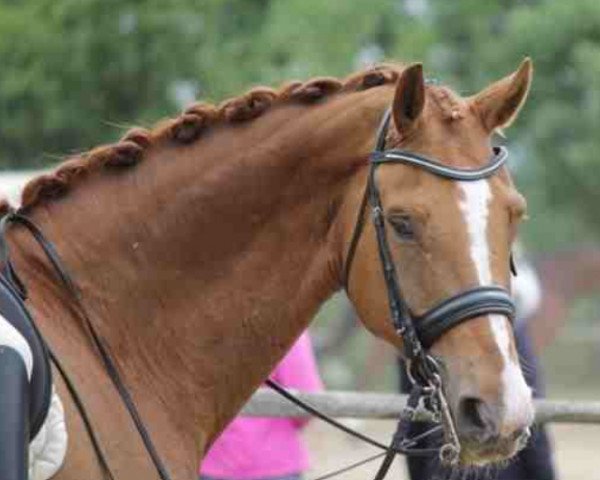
[457,181,532,427]
[458,181,493,284]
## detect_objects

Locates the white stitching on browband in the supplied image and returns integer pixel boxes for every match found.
[372,147,508,181]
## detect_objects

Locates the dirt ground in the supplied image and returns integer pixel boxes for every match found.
[304,419,600,480]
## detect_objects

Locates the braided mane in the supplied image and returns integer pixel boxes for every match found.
[20,65,402,212]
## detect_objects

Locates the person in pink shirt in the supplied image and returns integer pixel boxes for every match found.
[200,332,323,480]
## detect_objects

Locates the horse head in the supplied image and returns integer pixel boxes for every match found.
[343,59,533,465]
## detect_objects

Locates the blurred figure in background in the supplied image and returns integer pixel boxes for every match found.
[399,246,556,480]
[199,331,323,480]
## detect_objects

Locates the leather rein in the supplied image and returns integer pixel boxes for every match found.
[0,213,170,480]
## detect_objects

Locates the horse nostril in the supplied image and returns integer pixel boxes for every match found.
[457,397,499,442]
[460,397,486,429]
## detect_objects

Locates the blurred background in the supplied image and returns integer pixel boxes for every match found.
[0,0,599,477]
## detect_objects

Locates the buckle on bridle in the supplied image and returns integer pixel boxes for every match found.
[405,354,441,388]
[371,205,384,221]
[439,442,460,465]
[403,355,462,465]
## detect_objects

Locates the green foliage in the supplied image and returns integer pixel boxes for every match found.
[505,0,600,244]
[466,0,600,245]
[0,0,598,246]
[198,0,404,97]
[0,0,204,166]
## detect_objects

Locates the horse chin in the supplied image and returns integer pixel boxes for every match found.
[459,436,524,467]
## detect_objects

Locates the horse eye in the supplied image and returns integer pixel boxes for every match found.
[389,215,415,240]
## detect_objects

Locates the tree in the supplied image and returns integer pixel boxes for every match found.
[0,0,204,166]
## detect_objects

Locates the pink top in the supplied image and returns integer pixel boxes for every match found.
[200,332,323,479]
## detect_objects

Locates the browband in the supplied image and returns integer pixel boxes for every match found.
[370,147,508,181]
[370,108,508,181]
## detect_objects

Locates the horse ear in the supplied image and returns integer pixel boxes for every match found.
[392,63,426,137]
[471,58,533,131]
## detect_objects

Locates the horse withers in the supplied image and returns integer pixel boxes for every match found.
[1,59,533,478]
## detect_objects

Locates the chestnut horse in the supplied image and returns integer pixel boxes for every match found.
[3,60,533,478]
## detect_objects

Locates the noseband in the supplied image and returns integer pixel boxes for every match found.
[343,108,516,465]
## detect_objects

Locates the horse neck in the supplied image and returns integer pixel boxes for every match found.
[10,89,391,473]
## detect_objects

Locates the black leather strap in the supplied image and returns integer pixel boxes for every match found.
[48,346,116,479]
[370,146,508,181]
[2,212,170,480]
[373,386,422,480]
[1,208,116,479]
[265,379,441,456]
[415,286,516,349]
[342,180,369,289]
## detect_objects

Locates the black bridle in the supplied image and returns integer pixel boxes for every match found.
[340,107,516,469]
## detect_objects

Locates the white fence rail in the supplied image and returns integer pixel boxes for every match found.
[243,389,600,424]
